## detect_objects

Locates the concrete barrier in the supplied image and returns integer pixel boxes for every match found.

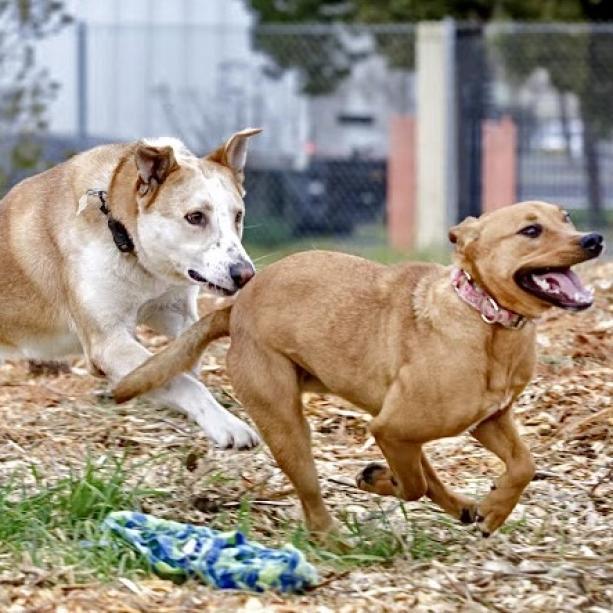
[415,20,457,250]
[387,115,416,251]
[482,115,517,212]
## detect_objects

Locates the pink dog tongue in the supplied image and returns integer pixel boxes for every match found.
[532,269,592,303]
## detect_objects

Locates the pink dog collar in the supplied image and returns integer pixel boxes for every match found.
[450,267,527,330]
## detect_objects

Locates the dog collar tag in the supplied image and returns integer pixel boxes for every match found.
[451,267,527,330]
[77,192,96,215]
[80,188,135,255]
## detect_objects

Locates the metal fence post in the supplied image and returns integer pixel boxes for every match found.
[443,18,458,235]
[455,24,487,222]
[415,20,458,250]
[76,21,88,147]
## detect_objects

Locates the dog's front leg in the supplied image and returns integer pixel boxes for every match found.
[138,286,201,378]
[471,409,535,536]
[89,330,259,449]
[139,290,197,335]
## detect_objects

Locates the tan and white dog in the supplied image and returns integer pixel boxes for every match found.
[0,128,261,449]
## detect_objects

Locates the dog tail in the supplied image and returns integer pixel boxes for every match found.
[113,306,231,403]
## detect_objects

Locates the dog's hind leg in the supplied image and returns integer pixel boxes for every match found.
[356,454,478,523]
[227,341,335,539]
[357,378,478,522]
[471,409,535,536]
[360,382,429,503]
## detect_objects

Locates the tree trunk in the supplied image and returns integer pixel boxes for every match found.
[558,91,573,161]
[581,115,604,229]
[580,30,607,230]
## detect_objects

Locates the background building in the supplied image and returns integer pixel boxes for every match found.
[2,0,611,254]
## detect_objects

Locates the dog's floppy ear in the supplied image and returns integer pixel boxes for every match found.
[135,143,178,196]
[207,128,262,186]
[449,216,480,249]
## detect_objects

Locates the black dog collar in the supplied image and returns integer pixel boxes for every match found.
[85,189,135,254]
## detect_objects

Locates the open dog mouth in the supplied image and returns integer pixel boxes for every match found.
[514,267,594,311]
[188,269,235,296]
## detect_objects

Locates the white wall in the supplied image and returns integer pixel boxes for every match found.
[75,0,250,26]
[36,0,259,146]
[35,1,410,163]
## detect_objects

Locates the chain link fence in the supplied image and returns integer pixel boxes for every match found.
[483,23,613,229]
[1,20,611,258]
[241,24,415,258]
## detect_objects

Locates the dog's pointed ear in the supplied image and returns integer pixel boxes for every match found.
[449,216,480,249]
[135,143,178,196]
[207,128,262,186]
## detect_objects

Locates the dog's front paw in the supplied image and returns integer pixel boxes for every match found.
[356,462,397,497]
[204,411,260,450]
[458,502,479,525]
[475,487,521,536]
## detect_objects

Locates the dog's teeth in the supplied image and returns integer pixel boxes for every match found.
[533,276,550,291]
[574,291,591,302]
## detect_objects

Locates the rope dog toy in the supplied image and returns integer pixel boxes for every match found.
[104,511,318,593]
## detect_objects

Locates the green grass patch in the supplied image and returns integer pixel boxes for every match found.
[295,510,451,570]
[538,354,573,367]
[201,495,454,572]
[499,517,529,535]
[0,458,458,584]
[245,222,451,268]
[0,458,167,582]
[219,501,456,572]
[567,208,613,228]
[205,470,235,487]
[245,212,612,270]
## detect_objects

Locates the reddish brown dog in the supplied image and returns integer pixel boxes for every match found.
[115,202,604,540]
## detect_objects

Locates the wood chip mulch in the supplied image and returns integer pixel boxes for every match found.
[0,261,611,612]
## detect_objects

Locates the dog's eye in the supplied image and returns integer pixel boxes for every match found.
[185,211,206,226]
[563,211,572,223]
[518,224,542,238]
[235,211,243,225]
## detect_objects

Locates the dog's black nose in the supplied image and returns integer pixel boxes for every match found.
[229,260,255,289]
[580,232,604,256]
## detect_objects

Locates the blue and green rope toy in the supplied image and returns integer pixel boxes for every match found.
[104,511,318,593]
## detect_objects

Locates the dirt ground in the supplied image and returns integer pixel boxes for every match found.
[0,261,611,612]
